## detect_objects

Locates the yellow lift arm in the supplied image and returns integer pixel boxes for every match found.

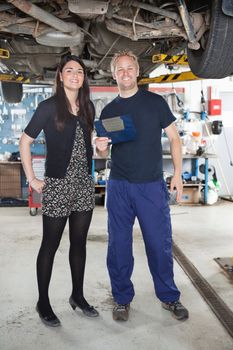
[138,71,202,85]
[138,53,203,85]
[0,70,200,85]
[0,74,30,83]
[0,48,30,83]
[152,53,189,66]
[0,48,10,59]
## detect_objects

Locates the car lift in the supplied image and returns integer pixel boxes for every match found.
[0,73,30,84]
[0,48,30,83]
[139,54,201,85]
[152,53,189,65]
[214,257,233,281]
[139,70,201,85]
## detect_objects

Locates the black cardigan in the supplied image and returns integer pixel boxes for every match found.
[24,96,93,178]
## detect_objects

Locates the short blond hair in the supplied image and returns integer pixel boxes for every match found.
[110,50,139,73]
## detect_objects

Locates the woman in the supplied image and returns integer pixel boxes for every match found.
[19,55,99,327]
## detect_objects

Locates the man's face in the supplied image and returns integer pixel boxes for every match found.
[113,56,139,92]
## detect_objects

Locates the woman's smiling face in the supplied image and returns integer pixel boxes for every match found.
[60,60,84,92]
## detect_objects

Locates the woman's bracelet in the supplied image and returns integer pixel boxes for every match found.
[29,177,36,185]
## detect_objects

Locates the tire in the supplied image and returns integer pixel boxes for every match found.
[187,0,233,78]
[1,82,23,103]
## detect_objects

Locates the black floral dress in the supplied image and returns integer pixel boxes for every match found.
[42,121,95,217]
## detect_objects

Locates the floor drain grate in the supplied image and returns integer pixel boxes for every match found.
[173,241,233,338]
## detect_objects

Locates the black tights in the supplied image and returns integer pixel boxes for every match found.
[37,210,93,316]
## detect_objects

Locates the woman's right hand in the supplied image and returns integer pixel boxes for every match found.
[30,178,45,194]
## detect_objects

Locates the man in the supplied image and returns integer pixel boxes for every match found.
[95,50,188,322]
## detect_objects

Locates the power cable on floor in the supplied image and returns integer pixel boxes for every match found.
[203,121,232,198]
[222,127,233,166]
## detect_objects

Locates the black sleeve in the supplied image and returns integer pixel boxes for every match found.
[159,96,176,129]
[24,100,51,139]
[99,104,111,120]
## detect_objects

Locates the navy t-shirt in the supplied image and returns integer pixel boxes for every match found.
[100,89,176,183]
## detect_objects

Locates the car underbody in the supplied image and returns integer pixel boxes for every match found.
[0,0,233,102]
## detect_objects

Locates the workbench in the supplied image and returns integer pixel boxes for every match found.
[92,153,217,205]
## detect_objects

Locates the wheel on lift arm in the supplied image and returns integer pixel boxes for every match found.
[187,0,233,79]
[1,82,23,103]
[29,207,38,216]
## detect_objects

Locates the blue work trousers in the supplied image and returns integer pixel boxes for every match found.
[106,179,180,305]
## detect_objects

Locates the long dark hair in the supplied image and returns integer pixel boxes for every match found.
[54,54,94,132]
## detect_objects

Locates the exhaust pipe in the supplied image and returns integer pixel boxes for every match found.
[7,0,84,46]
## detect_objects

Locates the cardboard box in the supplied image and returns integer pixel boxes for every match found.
[180,186,201,204]
[0,162,21,198]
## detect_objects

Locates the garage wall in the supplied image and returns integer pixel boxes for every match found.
[0,87,51,157]
[150,66,233,196]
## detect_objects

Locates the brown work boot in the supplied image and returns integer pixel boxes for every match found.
[112,303,130,321]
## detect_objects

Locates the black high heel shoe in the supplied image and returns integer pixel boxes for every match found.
[36,303,61,327]
[69,296,99,317]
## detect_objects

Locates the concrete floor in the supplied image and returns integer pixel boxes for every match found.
[0,200,233,350]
